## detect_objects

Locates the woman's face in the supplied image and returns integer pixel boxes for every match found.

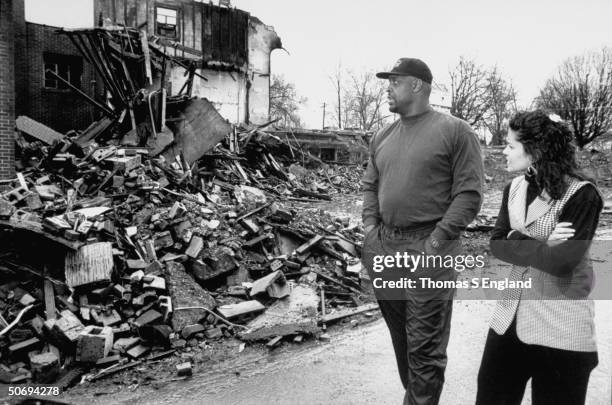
[503,129,532,172]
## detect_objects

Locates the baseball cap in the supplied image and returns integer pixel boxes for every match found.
[376,58,433,84]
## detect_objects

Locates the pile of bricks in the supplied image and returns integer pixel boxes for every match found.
[0,120,369,388]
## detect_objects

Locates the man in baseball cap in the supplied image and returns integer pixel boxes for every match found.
[361,58,484,404]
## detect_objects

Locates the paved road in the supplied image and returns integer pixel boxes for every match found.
[62,300,611,405]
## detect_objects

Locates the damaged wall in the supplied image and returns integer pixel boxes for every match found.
[247,17,283,125]
[94,0,282,125]
[14,22,99,132]
[93,0,249,67]
[0,0,100,140]
[169,68,248,123]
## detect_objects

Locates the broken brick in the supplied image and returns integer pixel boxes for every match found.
[27,352,59,384]
[76,326,113,363]
[250,270,290,299]
[181,324,206,340]
[133,309,163,327]
[126,344,150,359]
[185,236,204,258]
[176,362,192,376]
[113,337,140,353]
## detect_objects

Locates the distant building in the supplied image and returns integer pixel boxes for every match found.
[265,129,370,164]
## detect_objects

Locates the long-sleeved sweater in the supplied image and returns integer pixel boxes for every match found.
[362,108,484,244]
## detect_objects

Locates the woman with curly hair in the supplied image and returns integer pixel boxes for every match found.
[475,110,603,405]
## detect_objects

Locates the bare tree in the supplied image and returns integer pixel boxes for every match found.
[269,74,306,128]
[344,71,389,131]
[449,57,490,127]
[329,64,344,129]
[483,67,517,145]
[535,48,612,148]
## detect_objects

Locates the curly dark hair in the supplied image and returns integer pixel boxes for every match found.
[509,110,585,200]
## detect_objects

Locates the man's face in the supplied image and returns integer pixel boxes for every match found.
[386,75,415,114]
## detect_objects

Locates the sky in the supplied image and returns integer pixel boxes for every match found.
[25,0,612,128]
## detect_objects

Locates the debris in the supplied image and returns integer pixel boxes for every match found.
[133,309,163,328]
[16,115,64,145]
[113,337,140,353]
[266,336,283,349]
[45,310,85,350]
[163,98,232,165]
[76,326,114,363]
[138,324,172,347]
[64,242,114,288]
[0,21,374,387]
[181,324,206,340]
[29,352,60,383]
[176,362,192,377]
[249,270,290,299]
[126,344,151,359]
[89,360,142,382]
[217,301,265,321]
[295,235,324,255]
[95,355,122,368]
[320,303,379,324]
[9,337,42,357]
[240,284,320,341]
[204,327,223,339]
[166,262,216,331]
[185,236,204,258]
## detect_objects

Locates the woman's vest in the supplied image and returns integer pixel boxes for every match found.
[489,175,597,352]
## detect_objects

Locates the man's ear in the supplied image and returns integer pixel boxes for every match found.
[412,78,423,93]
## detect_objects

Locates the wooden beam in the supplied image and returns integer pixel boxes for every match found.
[320,303,379,324]
[44,279,57,320]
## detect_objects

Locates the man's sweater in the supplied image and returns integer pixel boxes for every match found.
[362,108,484,243]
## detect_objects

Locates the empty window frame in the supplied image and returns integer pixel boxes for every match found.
[43,54,81,90]
[156,6,178,38]
[320,148,337,162]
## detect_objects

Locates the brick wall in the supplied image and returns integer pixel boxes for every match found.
[15,23,100,133]
[0,0,16,182]
[14,0,27,118]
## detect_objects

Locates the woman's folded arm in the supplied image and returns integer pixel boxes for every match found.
[490,183,602,276]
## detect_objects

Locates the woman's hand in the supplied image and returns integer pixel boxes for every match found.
[547,222,575,241]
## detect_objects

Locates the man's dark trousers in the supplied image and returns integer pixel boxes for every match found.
[362,223,458,405]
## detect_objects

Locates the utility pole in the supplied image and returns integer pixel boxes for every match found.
[322,102,326,129]
[337,76,342,129]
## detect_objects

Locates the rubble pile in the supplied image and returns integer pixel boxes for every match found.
[284,164,365,195]
[232,122,366,196]
[227,127,365,197]
[0,141,371,386]
[0,24,372,388]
